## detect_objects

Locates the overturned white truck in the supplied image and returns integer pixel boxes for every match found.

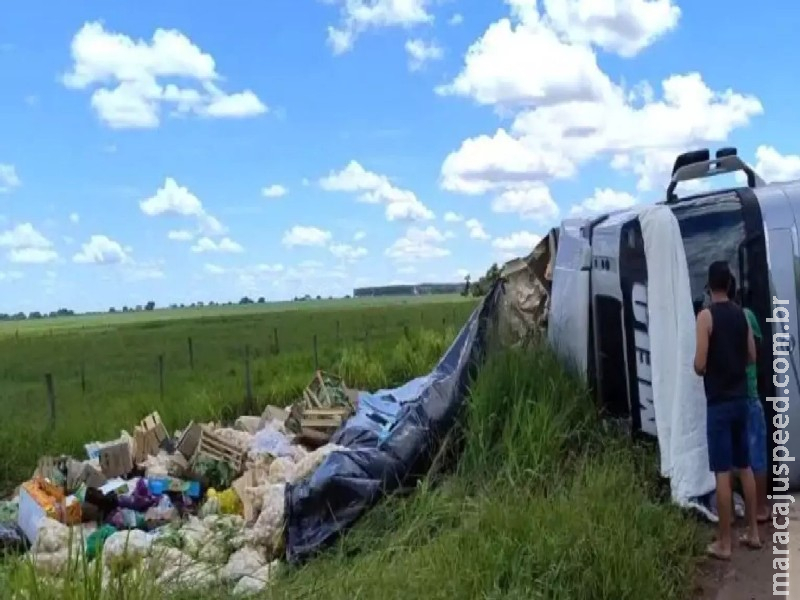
[537,147,799,503]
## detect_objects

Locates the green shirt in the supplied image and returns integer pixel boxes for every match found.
[744,307,762,398]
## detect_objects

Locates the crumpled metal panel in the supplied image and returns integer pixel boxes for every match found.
[494,229,556,347]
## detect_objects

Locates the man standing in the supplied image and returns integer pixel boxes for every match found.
[694,261,762,559]
[727,276,770,523]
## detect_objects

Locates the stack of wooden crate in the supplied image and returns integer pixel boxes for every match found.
[284,370,357,447]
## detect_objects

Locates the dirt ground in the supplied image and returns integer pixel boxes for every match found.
[694,500,799,599]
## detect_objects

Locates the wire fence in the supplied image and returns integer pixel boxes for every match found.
[0,303,476,436]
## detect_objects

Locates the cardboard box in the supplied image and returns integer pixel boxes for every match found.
[99,441,133,478]
[176,421,202,460]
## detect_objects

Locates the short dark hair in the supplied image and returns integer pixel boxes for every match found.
[708,261,732,293]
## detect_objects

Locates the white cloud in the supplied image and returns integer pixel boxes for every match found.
[9,248,58,264]
[141,178,203,217]
[385,226,449,262]
[443,211,463,223]
[168,229,194,242]
[69,212,80,224]
[493,231,540,251]
[62,22,267,129]
[465,218,489,240]
[449,13,464,26]
[492,231,542,258]
[0,223,52,249]
[438,3,762,196]
[0,164,20,193]
[541,0,681,58]
[141,178,228,240]
[570,188,637,216]
[320,161,434,221]
[190,236,244,253]
[0,223,59,264]
[329,243,368,261]
[353,230,366,241]
[204,263,227,275]
[405,39,443,71]
[491,184,560,222]
[282,225,332,247]
[262,184,288,198]
[0,270,23,282]
[73,234,130,264]
[198,214,227,236]
[752,146,800,183]
[325,0,433,54]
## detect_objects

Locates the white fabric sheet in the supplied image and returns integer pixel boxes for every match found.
[638,205,716,506]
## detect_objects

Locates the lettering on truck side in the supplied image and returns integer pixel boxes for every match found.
[632,282,657,435]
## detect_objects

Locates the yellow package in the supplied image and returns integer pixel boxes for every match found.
[210,488,243,515]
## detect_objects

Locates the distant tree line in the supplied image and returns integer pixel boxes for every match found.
[7,278,497,322]
[353,283,462,298]
[0,307,76,321]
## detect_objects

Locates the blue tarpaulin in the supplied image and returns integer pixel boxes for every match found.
[284,282,503,563]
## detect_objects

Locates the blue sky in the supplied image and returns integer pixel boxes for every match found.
[1,0,799,313]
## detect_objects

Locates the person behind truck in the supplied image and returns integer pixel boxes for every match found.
[726,275,770,523]
[694,260,762,560]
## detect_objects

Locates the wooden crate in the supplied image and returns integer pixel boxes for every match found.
[133,412,170,463]
[176,421,202,460]
[302,371,357,409]
[287,405,352,446]
[191,427,247,474]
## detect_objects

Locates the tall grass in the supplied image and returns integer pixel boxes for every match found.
[3,340,704,599]
[267,346,703,600]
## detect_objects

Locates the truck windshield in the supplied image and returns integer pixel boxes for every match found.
[671,193,747,310]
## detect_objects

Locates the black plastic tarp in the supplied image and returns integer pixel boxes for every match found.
[284,282,503,563]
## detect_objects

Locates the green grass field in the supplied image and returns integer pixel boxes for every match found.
[0,296,705,599]
[0,295,477,492]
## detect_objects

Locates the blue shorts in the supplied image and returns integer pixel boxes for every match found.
[707,398,750,473]
[746,397,768,474]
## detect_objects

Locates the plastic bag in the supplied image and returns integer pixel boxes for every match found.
[250,427,295,459]
[0,523,28,554]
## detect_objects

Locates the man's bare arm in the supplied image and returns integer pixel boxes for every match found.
[694,309,711,376]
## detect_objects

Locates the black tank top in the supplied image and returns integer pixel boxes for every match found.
[703,301,749,404]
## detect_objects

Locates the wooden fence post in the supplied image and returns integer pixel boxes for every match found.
[44,373,56,431]
[80,363,86,394]
[272,328,279,355]
[158,355,164,402]
[244,345,254,413]
[188,336,194,370]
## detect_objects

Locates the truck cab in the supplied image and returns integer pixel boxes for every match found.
[548,147,800,490]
